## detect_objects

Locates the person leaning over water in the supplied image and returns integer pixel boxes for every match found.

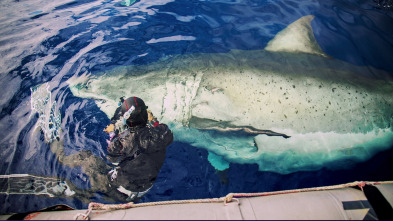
[103,96,173,202]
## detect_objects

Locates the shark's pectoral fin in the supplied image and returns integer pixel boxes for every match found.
[189,116,290,138]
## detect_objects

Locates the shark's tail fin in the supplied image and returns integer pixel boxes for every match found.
[0,174,75,197]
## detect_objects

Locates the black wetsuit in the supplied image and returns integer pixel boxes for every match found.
[105,100,173,201]
[107,124,173,192]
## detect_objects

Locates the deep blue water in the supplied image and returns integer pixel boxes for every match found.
[0,0,393,214]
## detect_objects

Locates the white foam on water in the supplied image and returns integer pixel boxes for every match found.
[147,35,196,44]
[30,83,61,143]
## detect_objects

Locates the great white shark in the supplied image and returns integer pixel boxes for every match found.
[65,15,393,174]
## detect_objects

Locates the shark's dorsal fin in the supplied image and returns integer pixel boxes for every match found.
[265,15,326,56]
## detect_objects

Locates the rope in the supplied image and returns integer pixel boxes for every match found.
[75,180,393,220]
[231,181,371,198]
[74,207,92,220]
[87,194,236,211]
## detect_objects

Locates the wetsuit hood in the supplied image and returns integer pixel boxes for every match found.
[121,97,148,127]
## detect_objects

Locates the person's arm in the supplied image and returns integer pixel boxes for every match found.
[107,136,122,155]
[104,97,125,134]
[106,134,126,165]
[110,105,123,124]
[147,110,173,145]
[161,124,174,146]
[152,123,174,147]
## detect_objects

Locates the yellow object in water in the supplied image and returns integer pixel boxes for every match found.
[103,124,115,133]
[147,110,155,122]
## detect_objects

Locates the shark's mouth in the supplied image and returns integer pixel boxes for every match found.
[60,15,393,174]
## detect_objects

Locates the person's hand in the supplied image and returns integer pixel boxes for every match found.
[103,124,115,134]
[147,110,155,122]
[147,109,160,127]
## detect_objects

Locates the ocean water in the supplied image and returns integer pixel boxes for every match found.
[1,0,393,214]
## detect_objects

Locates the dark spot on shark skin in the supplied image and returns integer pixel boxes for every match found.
[332,88,336,92]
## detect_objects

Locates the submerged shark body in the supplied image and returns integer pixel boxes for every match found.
[66,15,393,174]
